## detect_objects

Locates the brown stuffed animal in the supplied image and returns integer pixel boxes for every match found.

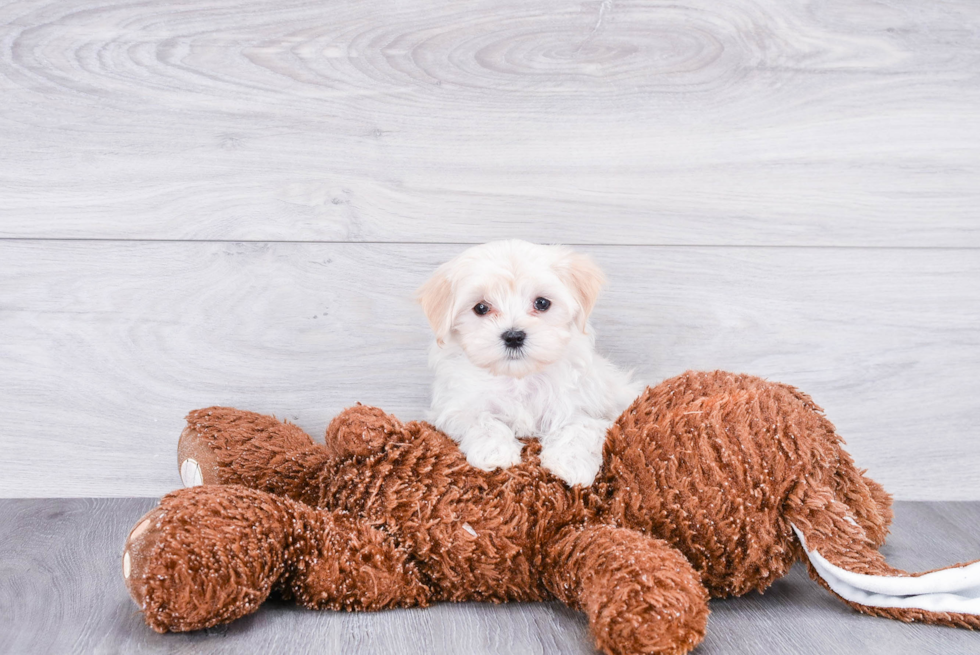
[122,371,980,655]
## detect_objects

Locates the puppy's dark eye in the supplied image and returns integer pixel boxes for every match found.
[473,302,490,316]
[534,297,551,311]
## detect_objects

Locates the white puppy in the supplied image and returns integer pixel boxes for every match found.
[416,240,643,486]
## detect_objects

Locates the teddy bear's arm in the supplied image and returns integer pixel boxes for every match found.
[543,524,710,655]
[178,407,341,506]
[178,405,421,507]
[123,485,431,633]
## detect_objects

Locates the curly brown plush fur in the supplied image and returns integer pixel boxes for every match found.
[123,370,980,654]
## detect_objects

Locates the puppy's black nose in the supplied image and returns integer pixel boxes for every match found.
[501,329,526,349]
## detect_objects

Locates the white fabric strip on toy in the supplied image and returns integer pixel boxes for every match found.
[792,525,980,614]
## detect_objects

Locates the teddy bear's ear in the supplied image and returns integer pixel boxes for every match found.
[554,249,606,332]
[416,266,455,346]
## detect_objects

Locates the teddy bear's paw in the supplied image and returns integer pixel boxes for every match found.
[122,506,165,587]
[326,404,405,458]
[123,486,304,633]
[177,425,222,487]
[179,456,203,487]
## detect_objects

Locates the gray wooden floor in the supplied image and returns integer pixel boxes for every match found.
[0,498,977,654]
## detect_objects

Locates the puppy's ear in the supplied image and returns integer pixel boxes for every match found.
[416,267,455,345]
[555,250,606,332]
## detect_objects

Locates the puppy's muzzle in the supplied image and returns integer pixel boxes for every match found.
[501,329,526,349]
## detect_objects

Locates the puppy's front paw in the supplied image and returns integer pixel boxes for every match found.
[540,422,608,486]
[541,447,602,487]
[460,423,523,471]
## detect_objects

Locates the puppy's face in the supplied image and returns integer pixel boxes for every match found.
[417,240,605,378]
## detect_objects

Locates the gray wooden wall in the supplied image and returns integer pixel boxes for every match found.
[1,0,978,499]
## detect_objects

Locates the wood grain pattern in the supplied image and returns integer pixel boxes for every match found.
[1,0,979,244]
[2,0,979,501]
[1,241,978,498]
[1,499,978,654]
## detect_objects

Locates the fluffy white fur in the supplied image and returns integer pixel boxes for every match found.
[417,240,642,486]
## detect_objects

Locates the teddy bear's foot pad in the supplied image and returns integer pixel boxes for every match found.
[178,457,203,487]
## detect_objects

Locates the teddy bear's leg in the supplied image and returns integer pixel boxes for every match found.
[123,485,430,633]
[829,451,894,548]
[771,379,895,547]
[788,483,980,629]
[543,525,709,655]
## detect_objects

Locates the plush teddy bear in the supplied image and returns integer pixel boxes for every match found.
[122,371,980,655]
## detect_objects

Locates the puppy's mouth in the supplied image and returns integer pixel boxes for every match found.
[504,347,526,361]
[491,347,548,378]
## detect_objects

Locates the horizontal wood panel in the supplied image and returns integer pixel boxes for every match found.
[1,241,977,498]
[1,0,979,244]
